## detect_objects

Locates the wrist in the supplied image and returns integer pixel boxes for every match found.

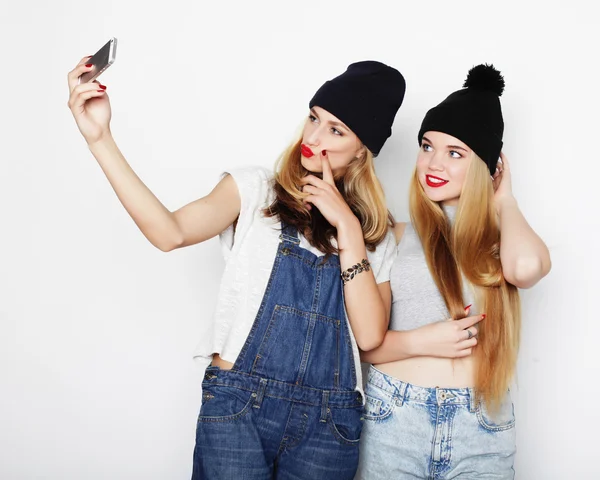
[404,329,422,357]
[496,195,518,216]
[87,129,114,151]
[336,216,363,251]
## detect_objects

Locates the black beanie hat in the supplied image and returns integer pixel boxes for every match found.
[417,64,505,175]
[309,61,406,156]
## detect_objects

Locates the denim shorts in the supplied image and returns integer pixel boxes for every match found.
[356,366,516,479]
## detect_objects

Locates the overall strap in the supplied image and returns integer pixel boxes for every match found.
[279,221,301,245]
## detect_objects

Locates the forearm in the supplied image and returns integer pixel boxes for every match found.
[498,197,551,288]
[88,134,183,251]
[338,219,388,351]
[360,329,417,364]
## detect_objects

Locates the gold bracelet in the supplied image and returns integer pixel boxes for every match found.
[341,259,371,285]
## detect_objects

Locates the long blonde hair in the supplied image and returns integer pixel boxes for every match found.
[409,154,521,410]
[264,131,393,254]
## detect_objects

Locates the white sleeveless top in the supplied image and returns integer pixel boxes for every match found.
[192,166,397,393]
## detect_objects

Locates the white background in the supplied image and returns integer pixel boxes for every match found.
[1,1,597,478]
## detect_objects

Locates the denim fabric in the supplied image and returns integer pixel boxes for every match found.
[356,366,516,479]
[192,222,363,479]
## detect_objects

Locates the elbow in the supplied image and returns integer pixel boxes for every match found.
[355,329,385,352]
[504,256,551,289]
[154,234,185,252]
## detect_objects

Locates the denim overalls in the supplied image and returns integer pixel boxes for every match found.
[192,222,363,479]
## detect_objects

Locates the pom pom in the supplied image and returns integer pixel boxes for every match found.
[463,64,505,96]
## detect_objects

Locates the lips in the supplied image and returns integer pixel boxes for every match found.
[301,144,314,158]
[426,175,449,188]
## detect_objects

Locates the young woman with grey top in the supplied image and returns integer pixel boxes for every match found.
[356,65,551,479]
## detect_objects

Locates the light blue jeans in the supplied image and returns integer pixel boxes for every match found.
[356,366,516,479]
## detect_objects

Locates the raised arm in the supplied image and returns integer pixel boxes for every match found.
[67,57,240,252]
[494,153,552,288]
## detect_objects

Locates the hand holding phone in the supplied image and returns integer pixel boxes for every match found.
[79,37,117,84]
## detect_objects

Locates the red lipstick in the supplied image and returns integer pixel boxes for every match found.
[426,175,449,188]
[301,144,314,158]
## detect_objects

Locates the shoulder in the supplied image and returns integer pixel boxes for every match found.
[220,165,275,207]
[221,165,273,188]
[366,228,398,283]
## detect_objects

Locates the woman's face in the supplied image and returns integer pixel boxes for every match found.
[300,106,364,175]
[416,131,474,206]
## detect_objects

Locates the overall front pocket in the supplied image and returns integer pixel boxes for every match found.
[327,405,363,446]
[197,384,255,423]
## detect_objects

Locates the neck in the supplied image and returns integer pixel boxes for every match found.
[441,203,458,225]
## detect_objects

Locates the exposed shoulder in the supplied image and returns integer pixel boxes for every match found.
[393,222,408,245]
[221,165,273,185]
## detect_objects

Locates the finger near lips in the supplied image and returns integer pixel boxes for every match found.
[320,154,334,184]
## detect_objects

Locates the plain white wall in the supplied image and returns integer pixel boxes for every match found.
[1,1,597,478]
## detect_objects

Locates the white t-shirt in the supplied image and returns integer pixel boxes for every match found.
[192,166,397,393]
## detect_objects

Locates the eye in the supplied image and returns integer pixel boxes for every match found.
[331,127,342,136]
[449,150,462,159]
[422,143,432,152]
[309,114,318,123]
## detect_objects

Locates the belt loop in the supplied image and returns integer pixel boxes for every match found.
[397,381,408,407]
[469,388,477,413]
[320,391,330,423]
[253,378,268,409]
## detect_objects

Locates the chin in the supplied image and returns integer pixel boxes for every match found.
[301,157,322,173]
[421,186,449,203]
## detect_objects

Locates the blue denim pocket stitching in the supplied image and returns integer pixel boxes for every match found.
[363,393,395,422]
[197,387,255,424]
[327,408,362,446]
[476,402,516,432]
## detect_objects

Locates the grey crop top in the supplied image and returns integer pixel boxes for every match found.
[389,206,479,331]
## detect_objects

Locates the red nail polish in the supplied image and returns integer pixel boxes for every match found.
[481,314,486,320]
[85,63,93,68]
[98,84,107,90]
[321,150,327,156]
[464,304,472,311]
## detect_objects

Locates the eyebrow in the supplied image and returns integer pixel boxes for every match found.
[422,136,469,152]
[310,108,350,131]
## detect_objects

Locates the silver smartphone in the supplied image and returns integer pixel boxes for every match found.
[79,37,117,83]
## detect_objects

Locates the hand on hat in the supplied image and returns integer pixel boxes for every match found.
[299,154,360,238]
[493,152,515,214]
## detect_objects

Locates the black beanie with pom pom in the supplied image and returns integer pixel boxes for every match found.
[417,64,505,175]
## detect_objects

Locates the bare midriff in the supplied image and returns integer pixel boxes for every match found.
[375,355,476,388]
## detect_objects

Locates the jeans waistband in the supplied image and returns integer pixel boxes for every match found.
[367,365,477,411]
[204,367,363,408]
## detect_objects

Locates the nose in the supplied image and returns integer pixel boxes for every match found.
[428,152,445,172]
[305,125,323,147]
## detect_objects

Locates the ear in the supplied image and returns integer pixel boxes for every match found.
[354,144,367,160]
